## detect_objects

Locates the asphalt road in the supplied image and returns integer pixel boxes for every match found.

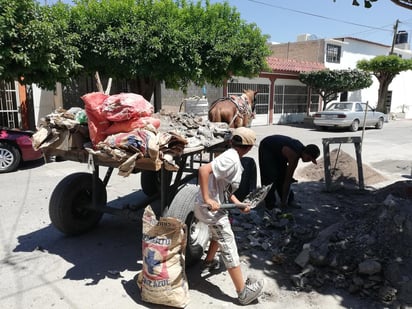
[0,119,411,309]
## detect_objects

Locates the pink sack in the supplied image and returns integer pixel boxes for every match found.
[103,93,154,122]
[103,117,161,135]
[81,92,111,146]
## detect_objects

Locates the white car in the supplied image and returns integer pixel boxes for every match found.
[313,101,386,132]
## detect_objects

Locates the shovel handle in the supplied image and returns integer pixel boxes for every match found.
[219,203,248,209]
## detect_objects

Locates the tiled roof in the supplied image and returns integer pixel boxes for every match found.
[266,57,325,73]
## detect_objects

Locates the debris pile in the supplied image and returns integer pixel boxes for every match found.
[230,151,412,306]
[295,148,388,186]
[32,92,231,176]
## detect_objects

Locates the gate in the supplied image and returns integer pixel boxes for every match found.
[227,82,270,126]
[0,81,20,128]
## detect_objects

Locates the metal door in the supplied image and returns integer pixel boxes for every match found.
[0,81,20,128]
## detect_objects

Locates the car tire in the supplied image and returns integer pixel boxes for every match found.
[0,142,21,173]
[375,117,384,129]
[164,185,209,267]
[349,120,359,132]
[49,172,106,235]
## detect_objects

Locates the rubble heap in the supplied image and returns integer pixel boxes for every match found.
[32,93,231,176]
[230,151,412,306]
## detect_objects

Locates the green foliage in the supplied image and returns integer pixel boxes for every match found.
[0,0,82,90]
[357,55,412,76]
[299,69,372,109]
[1,0,270,97]
[334,0,378,8]
[70,0,270,95]
[357,55,412,112]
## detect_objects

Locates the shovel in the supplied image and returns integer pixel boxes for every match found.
[217,184,273,210]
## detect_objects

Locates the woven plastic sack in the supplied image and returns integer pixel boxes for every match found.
[137,206,190,308]
[102,93,154,121]
[81,92,110,146]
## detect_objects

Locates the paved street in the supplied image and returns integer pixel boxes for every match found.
[0,119,411,309]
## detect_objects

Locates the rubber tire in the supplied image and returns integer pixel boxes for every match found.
[49,172,106,235]
[375,117,384,129]
[235,157,257,201]
[164,184,209,267]
[140,170,172,196]
[349,120,360,132]
[0,142,21,173]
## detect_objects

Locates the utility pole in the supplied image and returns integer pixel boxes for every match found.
[390,19,399,55]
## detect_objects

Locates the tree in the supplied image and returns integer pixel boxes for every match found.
[0,0,82,89]
[70,0,270,100]
[299,69,373,111]
[333,0,378,8]
[357,55,412,113]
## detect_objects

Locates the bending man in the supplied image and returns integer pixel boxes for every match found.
[258,135,320,211]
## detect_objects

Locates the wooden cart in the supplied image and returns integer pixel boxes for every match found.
[44,138,256,265]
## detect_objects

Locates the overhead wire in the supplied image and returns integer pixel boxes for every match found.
[247,0,397,34]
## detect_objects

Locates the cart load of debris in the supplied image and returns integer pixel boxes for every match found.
[32,92,231,176]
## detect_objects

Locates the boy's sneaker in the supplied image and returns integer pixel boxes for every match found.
[238,279,265,305]
[201,258,220,271]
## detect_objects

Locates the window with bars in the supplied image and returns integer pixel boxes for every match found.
[326,44,341,63]
[0,81,19,128]
[274,85,319,114]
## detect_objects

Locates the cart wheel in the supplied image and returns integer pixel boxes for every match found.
[140,170,172,196]
[165,184,209,267]
[235,157,257,201]
[49,172,106,235]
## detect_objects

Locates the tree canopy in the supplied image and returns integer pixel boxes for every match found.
[334,0,378,8]
[299,69,373,110]
[1,0,270,99]
[0,0,82,89]
[70,0,270,99]
[357,55,412,113]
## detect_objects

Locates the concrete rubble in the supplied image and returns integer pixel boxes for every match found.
[229,180,412,307]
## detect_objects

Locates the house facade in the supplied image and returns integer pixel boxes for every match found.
[270,34,412,119]
[2,34,411,129]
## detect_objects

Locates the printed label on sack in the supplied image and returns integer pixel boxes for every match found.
[142,236,170,284]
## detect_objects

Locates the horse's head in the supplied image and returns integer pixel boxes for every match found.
[243,89,258,113]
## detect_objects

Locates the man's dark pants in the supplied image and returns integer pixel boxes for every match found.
[258,147,294,210]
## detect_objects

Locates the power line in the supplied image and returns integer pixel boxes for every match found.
[247,0,393,33]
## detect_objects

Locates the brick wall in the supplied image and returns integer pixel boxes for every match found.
[270,40,325,63]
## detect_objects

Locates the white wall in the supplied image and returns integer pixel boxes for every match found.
[32,83,63,127]
[326,38,412,117]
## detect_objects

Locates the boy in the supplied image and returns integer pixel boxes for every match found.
[194,127,265,305]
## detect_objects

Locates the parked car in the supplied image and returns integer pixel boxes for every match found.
[313,101,386,132]
[0,128,43,173]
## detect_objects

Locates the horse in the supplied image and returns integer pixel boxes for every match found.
[208,89,258,128]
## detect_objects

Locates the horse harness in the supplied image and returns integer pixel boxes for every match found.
[209,94,254,127]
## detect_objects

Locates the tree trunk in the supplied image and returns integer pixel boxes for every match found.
[128,78,156,102]
[376,78,392,113]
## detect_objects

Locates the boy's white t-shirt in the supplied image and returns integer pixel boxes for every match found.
[194,148,243,224]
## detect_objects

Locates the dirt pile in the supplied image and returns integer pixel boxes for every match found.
[230,150,412,307]
[295,148,388,186]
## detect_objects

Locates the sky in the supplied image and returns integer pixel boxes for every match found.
[209,0,412,46]
[47,0,412,46]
